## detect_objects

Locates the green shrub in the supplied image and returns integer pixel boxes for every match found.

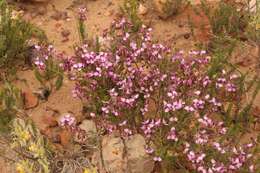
[200,0,249,38]
[0,82,23,133]
[0,0,34,75]
[121,0,142,31]
[11,118,51,173]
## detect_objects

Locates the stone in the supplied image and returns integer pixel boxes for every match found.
[79,120,97,137]
[249,0,257,13]
[107,1,113,7]
[101,134,127,173]
[23,90,38,109]
[37,6,46,15]
[41,108,59,127]
[33,88,50,100]
[92,134,154,173]
[41,114,58,127]
[153,0,175,19]
[153,0,165,14]
[138,4,148,15]
[60,129,72,148]
[41,127,61,143]
[125,134,154,173]
[92,151,107,173]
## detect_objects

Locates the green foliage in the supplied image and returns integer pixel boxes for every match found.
[207,35,238,55]
[0,0,33,72]
[78,19,87,43]
[0,82,23,111]
[200,0,249,38]
[0,82,23,132]
[207,49,260,131]
[34,57,64,92]
[122,0,142,32]
[11,118,51,173]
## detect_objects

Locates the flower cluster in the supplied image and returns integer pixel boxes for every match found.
[78,7,87,21]
[183,141,256,173]
[59,18,259,172]
[33,44,55,70]
[61,18,170,135]
[59,113,76,127]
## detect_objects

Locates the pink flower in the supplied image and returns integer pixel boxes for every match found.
[167,127,178,141]
[59,113,76,127]
[153,157,162,162]
[145,146,154,154]
[249,165,254,172]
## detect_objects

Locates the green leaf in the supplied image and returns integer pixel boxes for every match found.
[55,75,63,90]
[34,69,44,85]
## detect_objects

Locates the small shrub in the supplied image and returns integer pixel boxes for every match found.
[60,18,260,172]
[78,7,87,43]
[153,0,188,19]
[200,0,249,38]
[122,0,142,31]
[196,1,254,55]
[0,82,23,132]
[11,118,51,173]
[33,44,64,92]
[0,0,33,73]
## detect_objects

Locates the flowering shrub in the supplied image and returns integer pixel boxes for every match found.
[0,0,34,77]
[59,18,260,172]
[78,6,87,42]
[122,0,142,31]
[33,44,64,91]
[11,118,51,173]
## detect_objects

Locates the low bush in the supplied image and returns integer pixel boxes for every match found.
[0,0,46,78]
[11,118,51,173]
[200,0,249,38]
[56,18,260,172]
[33,44,64,93]
[0,82,23,133]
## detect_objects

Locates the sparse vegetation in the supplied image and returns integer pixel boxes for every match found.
[200,0,249,38]
[0,0,46,79]
[11,118,51,173]
[122,0,142,31]
[0,82,23,133]
[33,44,64,93]
[0,0,32,75]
